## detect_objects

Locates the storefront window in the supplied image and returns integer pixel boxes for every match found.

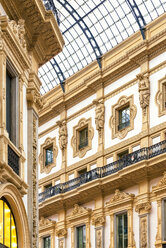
[0,199,17,248]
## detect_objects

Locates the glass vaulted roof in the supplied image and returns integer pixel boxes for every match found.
[39,0,166,95]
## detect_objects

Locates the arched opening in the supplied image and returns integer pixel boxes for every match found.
[0,198,18,248]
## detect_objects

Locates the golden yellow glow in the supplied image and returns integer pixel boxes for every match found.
[0,199,18,247]
[11,216,17,248]
[4,202,11,247]
[0,200,3,244]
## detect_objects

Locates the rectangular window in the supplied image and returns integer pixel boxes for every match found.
[79,127,88,150]
[43,236,51,248]
[77,225,86,248]
[116,213,128,248]
[118,106,130,131]
[6,68,19,147]
[45,146,53,166]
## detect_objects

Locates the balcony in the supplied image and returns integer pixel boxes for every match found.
[39,140,166,204]
[8,145,19,176]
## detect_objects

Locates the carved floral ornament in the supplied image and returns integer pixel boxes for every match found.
[110,95,137,139]
[39,137,58,174]
[155,75,166,117]
[39,217,56,228]
[71,118,94,158]
[56,228,67,237]
[26,88,44,110]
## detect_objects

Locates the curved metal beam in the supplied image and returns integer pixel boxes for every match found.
[43,0,60,26]
[51,58,65,92]
[126,0,146,40]
[56,0,102,69]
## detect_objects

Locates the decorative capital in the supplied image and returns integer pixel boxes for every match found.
[91,216,105,226]
[56,228,67,237]
[135,202,151,214]
[27,88,43,110]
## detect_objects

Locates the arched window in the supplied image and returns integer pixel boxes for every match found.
[0,198,17,248]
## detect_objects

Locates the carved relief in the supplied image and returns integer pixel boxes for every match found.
[137,74,150,115]
[96,229,102,248]
[140,216,147,248]
[57,120,68,150]
[39,217,56,227]
[155,75,166,117]
[71,118,94,158]
[110,95,137,139]
[93,100,105,136]
[39,137,58,174]
[32,117,37,248]
[135,202,151,214]
[8,19,27,51]
[59,240,64,248]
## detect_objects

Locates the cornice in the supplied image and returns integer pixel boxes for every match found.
[1,0,64,66]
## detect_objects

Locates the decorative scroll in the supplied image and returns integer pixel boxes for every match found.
[135,202,151,214]
[137,74,150,115]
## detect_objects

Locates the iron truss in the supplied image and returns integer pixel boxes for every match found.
[126,0,146,39]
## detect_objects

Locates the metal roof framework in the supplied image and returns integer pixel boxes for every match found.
[39,0,166,94]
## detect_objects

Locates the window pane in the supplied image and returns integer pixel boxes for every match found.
[116,213,128,248]
[79,127,88,149]
[0,200,3,244]
[4,202,11,247]
[45,146,53,165]
[44,236,51,248]
[77,225,86,248]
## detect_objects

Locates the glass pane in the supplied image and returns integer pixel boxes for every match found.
[11,215,17,248]
[116,213,128,248]
[0,200,3,244]
[4,202,11,247]
[44,236,51,248]
[124,213,128,248]
[45,146,53,165]
[79,127,88,149]
[83,225,86,248]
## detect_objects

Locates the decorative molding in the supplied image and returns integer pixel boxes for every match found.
[39,137,58,174]
[155,75,166,117]
[71,118,94,158]
[39,217,56,228]
[106,189,135,206]
[135,202,151,214]
[110,95,137,139]
[137,74,150,115]
[57,120,68,150]
[71,204,92,216]
[27,88,43,111]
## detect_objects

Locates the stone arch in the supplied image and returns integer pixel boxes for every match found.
[0,183,30,248]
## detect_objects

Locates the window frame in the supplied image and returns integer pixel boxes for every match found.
[110,95,137,140]
[76,224,86,248]
[43,235,51,248]
[118,104,130,131]
[115,211,128,248]
[45,145,54,166]
[78,126,88,150]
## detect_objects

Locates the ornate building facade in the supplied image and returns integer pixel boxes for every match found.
[0,0,63,247]
[38,11,166,248]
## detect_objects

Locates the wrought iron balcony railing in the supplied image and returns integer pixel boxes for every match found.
[39,140,166,203]
[8,145,19,176]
